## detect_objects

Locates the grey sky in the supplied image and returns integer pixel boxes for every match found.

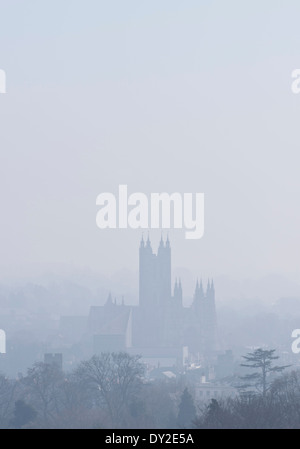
[1,1,300,285]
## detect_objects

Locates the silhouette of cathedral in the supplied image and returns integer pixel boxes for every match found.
[86,236,218,362]
[135,235,218,355]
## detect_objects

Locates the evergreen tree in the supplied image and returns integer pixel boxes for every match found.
[240,348,290,398]
[177,388,196,428]
[11,400,37,428]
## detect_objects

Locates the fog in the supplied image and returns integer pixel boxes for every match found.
[1,0,300,430]
[0,1,300,280]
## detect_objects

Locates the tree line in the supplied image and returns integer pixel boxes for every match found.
[0,348,299,429]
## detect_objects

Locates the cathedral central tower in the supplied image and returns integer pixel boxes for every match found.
[139,236,171,310]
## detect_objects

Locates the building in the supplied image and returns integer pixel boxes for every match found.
[82,236,218,365]
[133,236,218,357]
[195,377,237,402]
[89,296,132,353]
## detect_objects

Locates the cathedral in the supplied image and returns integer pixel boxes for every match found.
[85,236,218,363]
[134,236,218,356]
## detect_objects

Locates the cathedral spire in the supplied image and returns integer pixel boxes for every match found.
[194,279,200,301]
[174,277,182,305]
[166,234,170,249]
[199,279,204,297]
[146,232,152,251]
[206,279,211,295]
[174,278,178,295]
[159,233,164,251]
[106,292,113,306]
[209,279,215,300]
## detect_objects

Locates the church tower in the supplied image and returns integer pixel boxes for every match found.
[139,235,171,310]
[137,236,218,355]
[204,279,218,353]
[156,235,171,307]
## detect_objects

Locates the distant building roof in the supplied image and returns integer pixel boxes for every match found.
[89,305,131,336]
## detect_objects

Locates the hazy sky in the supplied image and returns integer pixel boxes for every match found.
[1,1,300,283]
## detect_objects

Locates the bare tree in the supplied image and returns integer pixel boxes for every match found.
[22,362,64,428]
[0,374,17,428]
[75,352,145,427]
[195,394,285,429]
[271,370,300,428]
[54,373,100,429]
[194,398,236,429]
